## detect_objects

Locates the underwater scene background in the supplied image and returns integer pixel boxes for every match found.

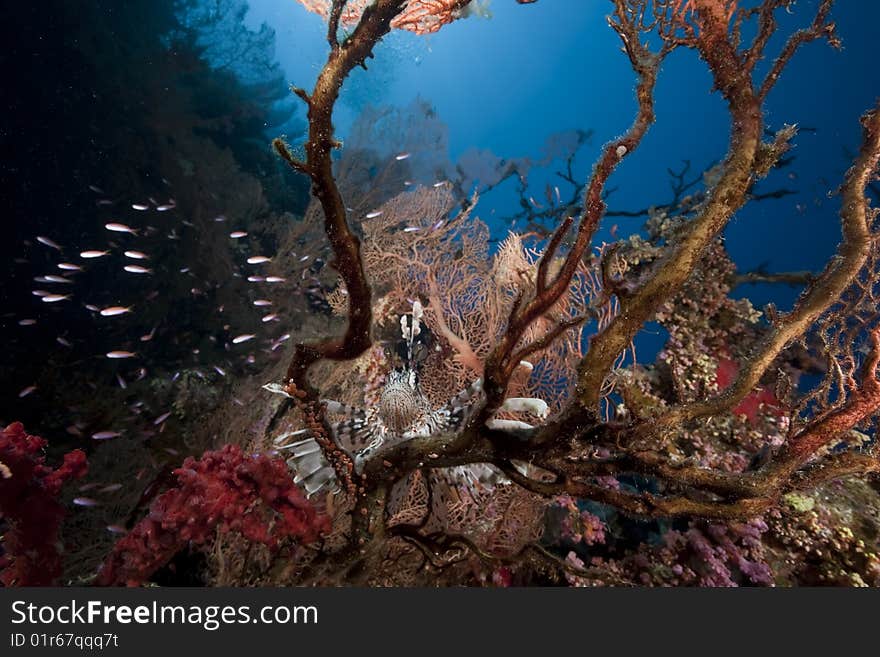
[1,0,879,586]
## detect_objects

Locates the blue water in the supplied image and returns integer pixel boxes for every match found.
[247,0,879,316]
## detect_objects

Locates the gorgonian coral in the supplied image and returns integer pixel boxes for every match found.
[0,422,88,586]
[261,0,879,587]
[296,0,478,35]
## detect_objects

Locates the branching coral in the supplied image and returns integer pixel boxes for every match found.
[261,0,880,586]
[0,422,88,586]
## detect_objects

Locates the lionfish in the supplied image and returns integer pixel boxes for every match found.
[264,301,548,497]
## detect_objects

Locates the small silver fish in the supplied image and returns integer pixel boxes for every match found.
[44,275,74,284]
[155,204,175,212]
[56,337,72,347]
[91,430,121,440]
[253,299,272,307]
[261,313,279,322]
[214,365,227,377]
[18,385,37,398]
[42,294,71,303]
[18,319,36,326]
[57,263,83,271]
[100,306,132,316]
[124,250,148,260]
[80,250,110,259]
[36,236,62,250]
[366,210,383,218]
[395,152,411,160]
[229,231,247,239]
[105,222,139,235]
[265,276,286,283]
[232,334,255,344]
[247,276,265,282]
[123,265,152,274]
[131,203,150,211]
[247,256,271,264]
[153,411,172,426]
[73,497,100,507]
[106,350,136,359]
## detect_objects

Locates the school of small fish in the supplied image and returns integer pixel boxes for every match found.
[17,181,325,475]
[13,158,444,520]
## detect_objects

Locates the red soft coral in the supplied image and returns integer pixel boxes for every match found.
[0,422,88,586]
[97,445,328,586]
[715,353,784,425]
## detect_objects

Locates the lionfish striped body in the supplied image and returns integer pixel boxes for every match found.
[269,301,544,497]
[274,371,486,496]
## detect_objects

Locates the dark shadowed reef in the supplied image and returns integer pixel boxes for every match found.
[0,0,310,430]
[0,0,318,581]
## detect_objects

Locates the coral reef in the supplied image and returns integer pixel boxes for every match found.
[5,0,877,589]
[255,0,880,587]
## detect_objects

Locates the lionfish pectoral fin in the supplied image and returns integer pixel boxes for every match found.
[275,432,341,497]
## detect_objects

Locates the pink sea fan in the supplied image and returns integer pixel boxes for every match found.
[296,0,474,35]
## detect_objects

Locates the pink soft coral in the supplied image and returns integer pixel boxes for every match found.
[97,445,329,586]
[0,422,88,586]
